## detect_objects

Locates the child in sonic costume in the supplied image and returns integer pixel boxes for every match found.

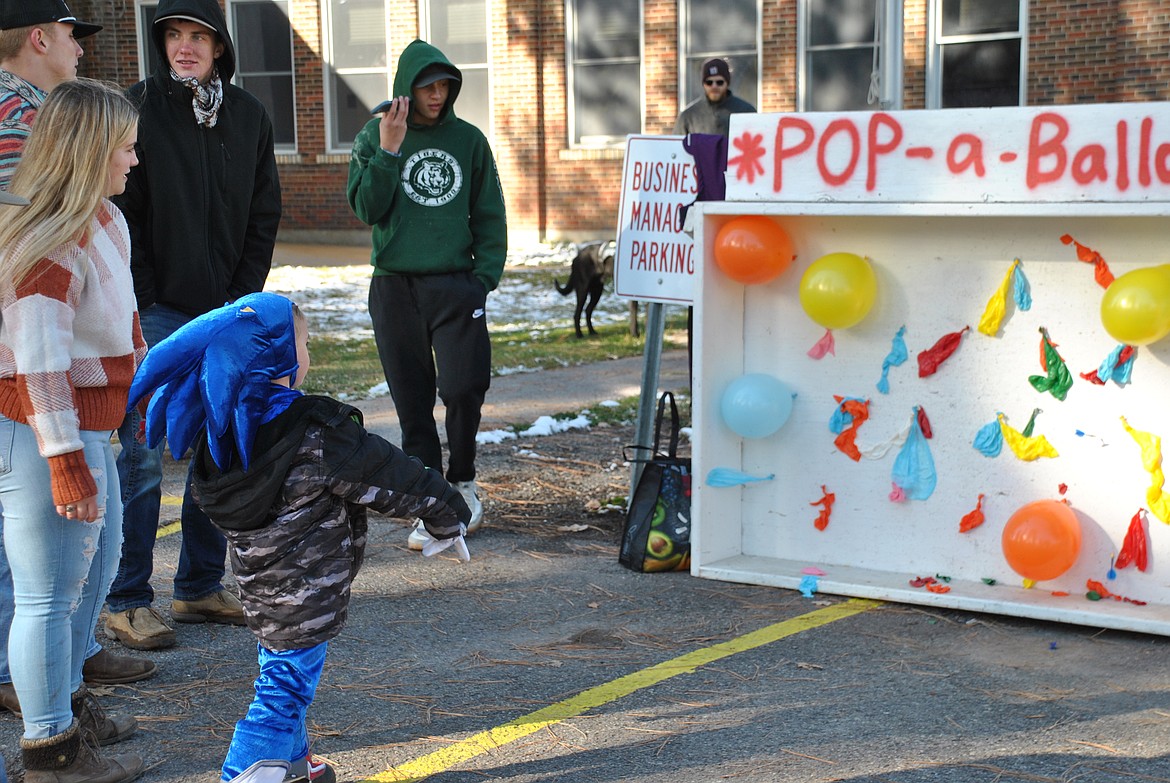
[125,292,470,783]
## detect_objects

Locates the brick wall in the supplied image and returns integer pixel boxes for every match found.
[760,0,797,112]
[903,2,927,108]
[73,1,1170,242]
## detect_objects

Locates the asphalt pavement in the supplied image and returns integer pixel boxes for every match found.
[3,352,1167,783]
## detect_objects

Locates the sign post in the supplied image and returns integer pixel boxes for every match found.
[614,135,697,493]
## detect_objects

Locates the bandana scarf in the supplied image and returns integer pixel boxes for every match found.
[170,68,223,128]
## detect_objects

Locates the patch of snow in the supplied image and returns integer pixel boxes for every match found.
[477,429,518,444]
[519,414,592,438]
[495,365,541,376]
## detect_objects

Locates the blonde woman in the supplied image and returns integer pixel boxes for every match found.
[0,79,146,783]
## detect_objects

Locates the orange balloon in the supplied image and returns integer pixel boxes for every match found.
[712,216,796,285]
[1001,500,1082,581]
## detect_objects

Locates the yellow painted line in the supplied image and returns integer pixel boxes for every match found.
[157,496,183,538]
[365,597,880,783]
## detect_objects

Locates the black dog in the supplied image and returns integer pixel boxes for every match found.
[556,240,615,338]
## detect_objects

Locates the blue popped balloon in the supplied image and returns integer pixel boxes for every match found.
[706,467,776,487]
[891,406,936,500]
[1114,348,1136,384]
[799,574,819,598]
[828,396,864,434]
[1013,264,1033,311]
[973,416,1003,457]
[1097,343,1136,386]
[720,373,796,439]
[876,325,908,394]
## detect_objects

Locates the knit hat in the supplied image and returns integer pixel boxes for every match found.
[0,0,102,39]
[701,58,731,83]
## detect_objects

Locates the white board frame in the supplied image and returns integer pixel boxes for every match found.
[691,198,1170,636]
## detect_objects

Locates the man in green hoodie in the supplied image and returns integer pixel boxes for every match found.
[347,40,507,551]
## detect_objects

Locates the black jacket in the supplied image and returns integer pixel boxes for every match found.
[191,395,470,650]
[114,0,282,317]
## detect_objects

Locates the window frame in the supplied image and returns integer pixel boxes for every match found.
[796,0,905,112]
[418,0,494,142]
[677,0,762,113]
[135,0,159,81]
[321,0,392,154]
[564,0,645,149]
[926,0,1027,109]
[226,0,298,153]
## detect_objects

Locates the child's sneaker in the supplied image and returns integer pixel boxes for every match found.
[226,760,289,783]
[407,519,428,551]
[453,480,483,533]
[285,754,334,783]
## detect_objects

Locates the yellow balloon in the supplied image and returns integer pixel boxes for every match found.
[799,253,878,330]
[1100,266,1170,345]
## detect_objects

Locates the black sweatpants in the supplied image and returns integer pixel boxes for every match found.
[368,272,491,482]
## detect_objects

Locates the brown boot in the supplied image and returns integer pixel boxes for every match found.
[71,684,136,746]
[20,719,144,783]
[0,681,21,716]
[171,589,245,625]
[82,648,157,685]
[104,606,176,651]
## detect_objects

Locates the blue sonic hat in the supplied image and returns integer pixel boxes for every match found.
[127,292,300,471]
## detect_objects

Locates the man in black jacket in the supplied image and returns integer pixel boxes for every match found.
[673,57,756,138]
[107,0,282,652]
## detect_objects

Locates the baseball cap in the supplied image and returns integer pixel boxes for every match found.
[152,13,215,32]
[413,64,461,89]
[0,191,29,207]
[0,0,103,39]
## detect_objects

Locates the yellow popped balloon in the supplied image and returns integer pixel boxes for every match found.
[799,252,877,330]
[1100,265,1170,345]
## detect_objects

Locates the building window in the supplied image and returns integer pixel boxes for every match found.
[679,0,759,111]
[928,0,1025,108]
[229,1,296,150]
[798,0,907,111]
[566,0,642,147]
[323,0,390,151]
[136,2,161,77]
[420,0,491,137]
[799,0,880,112]
[135,1,296,151]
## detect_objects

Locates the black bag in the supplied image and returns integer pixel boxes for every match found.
[619,392,691,572]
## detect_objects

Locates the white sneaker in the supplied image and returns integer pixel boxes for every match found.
[454,480,484,533]
[407,519,428,551]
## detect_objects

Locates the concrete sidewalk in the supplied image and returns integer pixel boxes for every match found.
[272,242,369,267]
[354,349,691,444]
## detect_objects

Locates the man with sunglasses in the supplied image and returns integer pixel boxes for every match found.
[673,57,755,137]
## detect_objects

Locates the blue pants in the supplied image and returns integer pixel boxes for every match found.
[221,643,327,781]
[0,419,122,738]
[107,304,228,611]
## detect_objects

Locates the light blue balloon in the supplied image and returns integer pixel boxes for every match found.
[720,373,796,439]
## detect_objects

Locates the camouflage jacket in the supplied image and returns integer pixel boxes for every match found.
[191,394,469,650]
